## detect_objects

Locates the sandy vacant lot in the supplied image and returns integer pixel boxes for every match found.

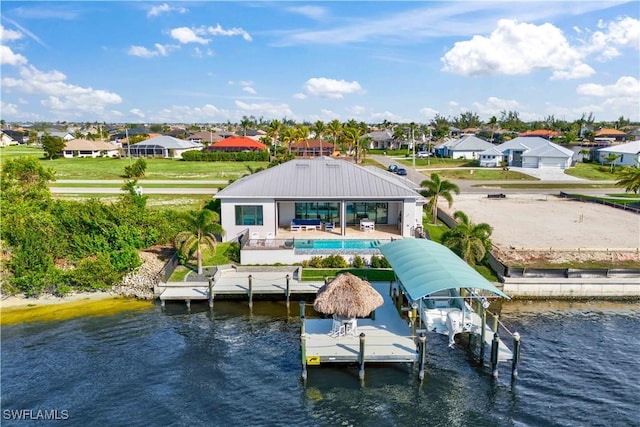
[442,194,640,265]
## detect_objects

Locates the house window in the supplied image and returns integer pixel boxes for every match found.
[235,205,263,226]
[295,202,339,223]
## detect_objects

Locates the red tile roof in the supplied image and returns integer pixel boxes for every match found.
[595,128,626,136]
[210,136,267,150]
[520,129,563,137]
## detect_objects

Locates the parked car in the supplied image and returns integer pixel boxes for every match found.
[395,168,407,176]
[417,151,432,158]
[388,164,398,172]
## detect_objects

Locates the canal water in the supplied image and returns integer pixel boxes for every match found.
[2,298,639,426]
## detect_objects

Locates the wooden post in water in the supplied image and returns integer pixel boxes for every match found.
[491,332,500,378]
[208,277,214,308]
[301,317,307,380]
[358,333,366,380]
[511,332,521,379]
[371,309,376,321]
[299,300,305,319]
[418,332,427,381]
[248,274,253,309]
[285,274,291,309]
[480,307,487,364]
[185,299,191,311]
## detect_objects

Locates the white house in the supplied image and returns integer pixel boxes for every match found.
[62,139,120,158]
[445,135,494,160]
[479,137,573,169]
[597,141,640,167]
[128,135,202,159]
[1,131,19,147]
[215,157,426,243]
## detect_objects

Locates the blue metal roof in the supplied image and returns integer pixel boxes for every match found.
[379,239,509,301]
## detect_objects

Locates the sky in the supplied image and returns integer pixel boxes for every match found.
[0,1,638,125]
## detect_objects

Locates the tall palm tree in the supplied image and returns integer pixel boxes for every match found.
[342,126,362,162]
[616,166,640,194]
[441,210,493,265]
[312,120,326,156]
[420,173,460,225]
[239,117,252,136]
[295,124,310,156]
[174,209,223,275]
[266,119,282,155]
[327,119,342,153]
[280,126,295,155]
[488,116,498,143]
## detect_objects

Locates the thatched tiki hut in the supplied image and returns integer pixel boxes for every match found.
[313,273,384,319]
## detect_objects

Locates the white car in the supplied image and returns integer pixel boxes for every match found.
[417,151,432,158]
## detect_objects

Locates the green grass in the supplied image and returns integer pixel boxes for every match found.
[425,168,536,181]
[168,242,236,281]
[605,193,640,199]
[564,162,620,180]
[473,183,616,189]
[397,157,471,168]
[53,194,214,211]
[301,268,395,282]
[49,183,220,189]
[1,147,268,180]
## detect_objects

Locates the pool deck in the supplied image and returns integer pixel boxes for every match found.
[303,283,418,364]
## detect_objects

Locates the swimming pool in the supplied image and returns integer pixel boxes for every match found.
[293,239,389,251]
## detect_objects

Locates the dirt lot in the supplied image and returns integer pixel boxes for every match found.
[441,194,640,266]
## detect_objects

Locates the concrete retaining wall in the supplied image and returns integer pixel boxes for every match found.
[502,277,640,299]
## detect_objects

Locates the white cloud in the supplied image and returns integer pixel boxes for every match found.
[130,108,145,118]
[193,47,213,58]
[304,77,364,99]
[584,16,640,59]
[234,100,293,119]
[419,107,439,120]
[0,101,19,116]
[348,105,366,116]
[150,104,230,123]
[170,27,209,44]
[448,101,458,107]
[369,111,404,123]
[0,25,23,42]
[286,6,327,20]
[551,63,595,80]
[441,19,585,77]
[242,86,257,95]
[206,24,252,42]
[2,65,122,115]
[128,45,158,58]
[472,97,521,117]
[576,76,639,98]
[293,93,307,100]
[147,3,187,18]
[0,45,28,66]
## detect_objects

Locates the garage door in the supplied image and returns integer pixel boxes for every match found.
[539,157,564,168]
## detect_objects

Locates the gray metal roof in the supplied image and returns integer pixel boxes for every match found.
[216,157,425,200]
[598,140,640,155]
[480,137,572,158]
[448,135,494,151]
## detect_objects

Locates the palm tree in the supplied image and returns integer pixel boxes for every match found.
[280,126,295,155]
[604,153,622,173]
[616,166,640,194]
[342,126,362,162]
[295,124,310,156]
[441,210,493,265]
[420,173,460,225]
[488,116,498,143]
[239,117,252,136]
[174,209,223,275]
[266,119,282,155]
[312,120,326,156]
[327,119,343,153]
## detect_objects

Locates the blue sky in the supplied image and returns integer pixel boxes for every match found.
[1,1,638,124]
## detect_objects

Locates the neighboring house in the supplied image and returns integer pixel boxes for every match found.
[479,137,573,169]
[520,129,563,140]
[597,141,640,167]
[128,135,201,159]
[208,136,267,152]
[1,130,20,146]
[444,135,494,160]
[595,128,627,143]
[478,147,506,167]
[39,130,75,141]
[290,139,335,157]
[629,129,640,141]
[364,130,396,150]
[215,157,425,242]
[188,131,223,144]
[244,129,267,141]
[61,139,120,158]
[433,138,457,157]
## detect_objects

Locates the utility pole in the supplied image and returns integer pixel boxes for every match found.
[411,126,415,169]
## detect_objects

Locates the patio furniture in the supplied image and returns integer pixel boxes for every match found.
[265,232,275,247]
[291,219,322,231]
[360,219,375,231]
[324,222,335,232]
[329,314,358,337]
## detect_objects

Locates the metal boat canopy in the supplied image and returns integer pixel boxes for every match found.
[379,239,509,302]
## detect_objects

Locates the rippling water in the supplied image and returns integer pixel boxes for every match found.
[2,299,639,426]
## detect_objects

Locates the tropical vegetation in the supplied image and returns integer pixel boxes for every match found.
[420,173,460,224]
[441,211,493,266]
[615,166,640,194]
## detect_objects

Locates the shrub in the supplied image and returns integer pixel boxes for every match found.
[321,255,348,268]
[124,158,147,178]
[370,255,390,268]
[181,150,269,162]
[308,256,324,268]
[351,255,366,268]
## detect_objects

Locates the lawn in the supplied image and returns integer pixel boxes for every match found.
[564,162,621,180]
[301,268,395,282]
[1,146,268,180]
[425,168,536,181]
[168,242,237,281]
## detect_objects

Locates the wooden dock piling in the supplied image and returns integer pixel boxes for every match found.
[358,333,366,380]
[491,332,500,378]
[511,332,521,379]
[248,274,253,309]
[418,333,427,380]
